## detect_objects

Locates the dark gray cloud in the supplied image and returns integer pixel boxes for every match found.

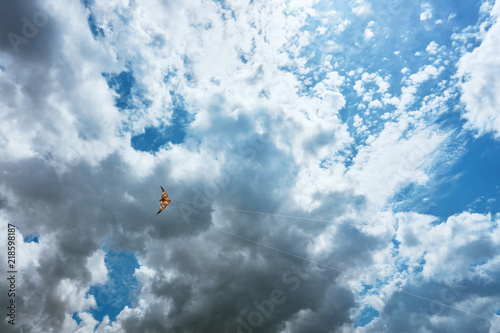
[0,116,362,333]
[380,281,496,333]
[0,0,60,63]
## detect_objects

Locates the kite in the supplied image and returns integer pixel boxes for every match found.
[157,186,171,215]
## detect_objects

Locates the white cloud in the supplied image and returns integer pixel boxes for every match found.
[396,211,500,282]
[368,99,382,108]
[353,114,363,128]
[346,122,445,209]
[353,79,365,95]
[323,71,346,88]
[426,41,439,54]
[86,250,109,285]
[351,0,371,15]
[409,65,441,84]
[480,1,494,14]
[56,279,97,312]
[457,0,500,138]
[317,26,327,35]
[335,19,351,33]
[420,3,433,21]
[364,28,374,40]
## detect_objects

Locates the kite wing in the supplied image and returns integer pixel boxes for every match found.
[156,186,171,215]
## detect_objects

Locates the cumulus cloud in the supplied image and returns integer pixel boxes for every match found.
[0,0,353,331]
[364,28,374,40]
[426,41,439,54]
[374,212,500,332]
[420,3,433,21]
[351,0,371,16]
[457,0,500,139]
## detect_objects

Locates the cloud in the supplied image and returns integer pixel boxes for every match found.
[346,122,445,209]
[1,0,499,332]
[420,3,433,21]
[351,0,371,16]
[0,0,61,63]
[426,41,439,54]
[409,65,441,84]
[364,28,374,40]
[457,0,500,139]
[369,212,500,332]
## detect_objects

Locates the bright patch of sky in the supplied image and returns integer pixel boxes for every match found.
[354,306,380,328]
[88,251,140,322]
[131,92,193,152]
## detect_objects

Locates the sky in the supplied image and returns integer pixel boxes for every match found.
[0,0,500,332]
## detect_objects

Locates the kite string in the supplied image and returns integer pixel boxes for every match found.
[169,210,344,273]
[172,198,385,229]
[172,198,498,242]
[167,210,492,323]
[399,290,492,322]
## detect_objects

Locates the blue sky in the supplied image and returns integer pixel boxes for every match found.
[87,250,139,323]
[1,0,500,332]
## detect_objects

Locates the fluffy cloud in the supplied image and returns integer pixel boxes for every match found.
[420,3,433,21]
[457,0,500,139]
[426,41,439,54]
[372,212,500,332]
[351,0,371,16]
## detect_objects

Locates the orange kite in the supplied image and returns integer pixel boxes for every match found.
[157,186,171,215]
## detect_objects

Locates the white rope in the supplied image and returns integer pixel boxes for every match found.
[172,198,386,229]
[170,210,344,273]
